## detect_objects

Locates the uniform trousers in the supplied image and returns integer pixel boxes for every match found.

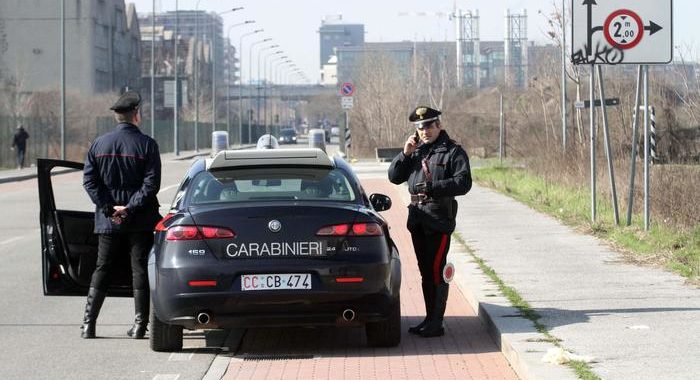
[409,226,451,285]
[90,232,153,292]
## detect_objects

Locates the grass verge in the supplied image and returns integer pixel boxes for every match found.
[453,232,601,380]
[472,165,700,282]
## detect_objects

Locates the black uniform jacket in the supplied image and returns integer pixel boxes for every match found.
[83,123,162,233]
[388,130,472,233]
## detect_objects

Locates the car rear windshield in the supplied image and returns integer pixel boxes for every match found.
[188,167,357,204]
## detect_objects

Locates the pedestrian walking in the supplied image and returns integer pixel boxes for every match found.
[11,125,29,169]
[80,90,162,339]
[388,106,472,337]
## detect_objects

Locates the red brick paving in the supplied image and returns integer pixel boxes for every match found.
[220,178,517,380]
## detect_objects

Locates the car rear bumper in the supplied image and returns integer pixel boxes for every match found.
[149,258,401,330]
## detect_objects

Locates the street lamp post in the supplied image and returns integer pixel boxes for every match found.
[194,0,203,151]
[265,54,285,133]
[150,0,156,138]
[257,45,279,135]
[238,29,263,145]
[213,7,244,133]
[226,20,255,141]
[263,51,283,134]
[247,38,272,142]
[60,0,65,160]
[174,0,179,156]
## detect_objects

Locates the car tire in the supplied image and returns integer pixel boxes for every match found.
[150,305,183,352]
[365,297,401,347]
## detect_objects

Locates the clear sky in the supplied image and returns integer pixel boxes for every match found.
[131,0,695,84]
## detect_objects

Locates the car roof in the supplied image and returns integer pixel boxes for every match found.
[206,148,334,171]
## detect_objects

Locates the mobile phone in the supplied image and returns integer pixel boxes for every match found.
[413,131,420,145]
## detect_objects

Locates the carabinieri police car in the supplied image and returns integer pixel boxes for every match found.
[38,148,401,351]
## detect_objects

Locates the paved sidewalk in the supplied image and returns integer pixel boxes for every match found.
[455,185,700,380]
[216,176,518,380]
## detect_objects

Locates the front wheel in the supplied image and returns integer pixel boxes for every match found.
[365,297,401,347]
[149,305,183,352]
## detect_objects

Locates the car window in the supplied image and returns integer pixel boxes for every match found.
[188,167,356,204]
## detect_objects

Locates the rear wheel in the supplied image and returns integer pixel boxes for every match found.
[365,297,401,347]
[149,305,183,352]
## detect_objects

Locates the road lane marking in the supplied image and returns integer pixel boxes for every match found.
[168,352,194,361]
[152,375,180,380]
[0,237,23,246]
[161,184,180,192]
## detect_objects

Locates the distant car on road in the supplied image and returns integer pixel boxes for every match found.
[278,128,297,144]
[37,149,402,352]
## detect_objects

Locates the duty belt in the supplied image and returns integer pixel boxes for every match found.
[410,193,433,204]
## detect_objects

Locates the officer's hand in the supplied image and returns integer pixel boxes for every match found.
[415,181,432,195]
[403,133,419,156]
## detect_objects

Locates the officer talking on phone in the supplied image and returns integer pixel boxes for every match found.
[388,106,472,337]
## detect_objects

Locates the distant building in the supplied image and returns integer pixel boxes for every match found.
[0,0,141,94]
[139,10,237,119]
[318,16,364,69]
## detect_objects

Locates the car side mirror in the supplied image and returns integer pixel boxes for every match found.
[369,193,392,212]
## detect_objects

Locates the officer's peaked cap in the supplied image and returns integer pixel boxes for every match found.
[409,106,441,124]
[110,90,141,113]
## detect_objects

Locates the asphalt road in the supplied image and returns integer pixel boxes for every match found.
[0,140,355,380]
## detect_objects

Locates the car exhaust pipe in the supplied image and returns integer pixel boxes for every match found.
[342,309,355,322]
[196,312,211,325]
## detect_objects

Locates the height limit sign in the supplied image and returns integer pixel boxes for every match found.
[571,0,673,65]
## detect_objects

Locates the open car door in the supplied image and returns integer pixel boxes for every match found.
[38,159,133,297]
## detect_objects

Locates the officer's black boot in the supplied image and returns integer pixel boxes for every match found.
[126,289,149,339]
[81,287,106,339]
[409,282,434,334]
[419,283,449,338]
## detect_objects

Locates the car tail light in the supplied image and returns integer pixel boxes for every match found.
[188,280,217,287]
[166,225,236,241]
[155,213,176,232]
[335,277,364,283]
[316,223,383,236]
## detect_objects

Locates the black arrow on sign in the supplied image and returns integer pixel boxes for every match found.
[644,21,663,35]
[583,0,598,57]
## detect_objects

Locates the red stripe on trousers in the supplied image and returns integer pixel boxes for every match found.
[433,233,449,284]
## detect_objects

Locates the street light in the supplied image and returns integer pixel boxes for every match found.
[263,51,283,133]
[270,58,289,130]
[174,0,179,156]
[247,38,272,141]
[213,7,244,133]
[257,45,280,134]
[193,0,204,152]
[238,29,263,145]
[265,53,286,133]
[226,20,255,141]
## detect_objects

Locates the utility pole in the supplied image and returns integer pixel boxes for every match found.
[174,0,179,156]
[60,0,66,160]
[561,0,567,151]
[150,0,155,138]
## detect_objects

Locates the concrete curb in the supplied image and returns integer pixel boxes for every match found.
[0,167,78,184]
[394,183,576,380]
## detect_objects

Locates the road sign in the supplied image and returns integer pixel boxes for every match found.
[575,98,620,109]
[571,0,673,65]
[341,96,354,109]
[340,82,355,96]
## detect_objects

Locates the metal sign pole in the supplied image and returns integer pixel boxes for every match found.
[339,111,346,155]
[499,92,504,164]
[643,65,650,230]
[596,65,620,225]
[589,64,596,222]
[626,65,643,226]
[345,111,350,157]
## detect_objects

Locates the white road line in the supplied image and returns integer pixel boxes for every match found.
[161,184,180,192]
[152,374,180,380]
[0,236,23,246]
[168,352,194,361]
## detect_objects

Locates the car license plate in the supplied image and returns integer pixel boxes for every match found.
[241,273,311,291]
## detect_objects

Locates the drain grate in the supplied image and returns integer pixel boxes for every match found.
[243,354,314,361]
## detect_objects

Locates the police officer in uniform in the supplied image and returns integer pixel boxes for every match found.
[80,91,162,339]
[388,106,472,337]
